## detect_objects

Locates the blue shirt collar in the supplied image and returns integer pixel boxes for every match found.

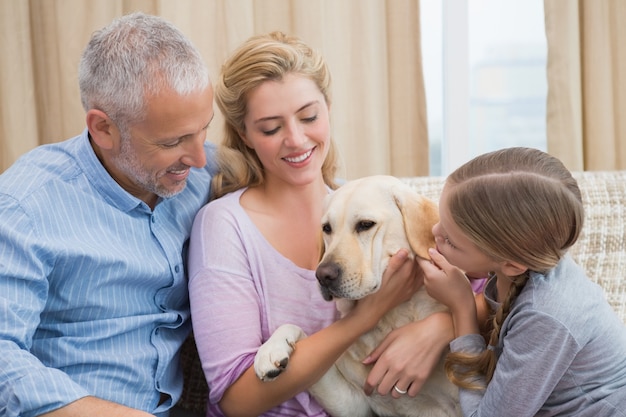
[73,129,153,214]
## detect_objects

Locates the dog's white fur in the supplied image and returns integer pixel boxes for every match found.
[254,175,460,417]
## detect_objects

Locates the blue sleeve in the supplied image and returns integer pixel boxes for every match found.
[0,196,89,417]
[451,312,577,417]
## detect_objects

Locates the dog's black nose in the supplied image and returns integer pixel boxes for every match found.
[316,262,341,287]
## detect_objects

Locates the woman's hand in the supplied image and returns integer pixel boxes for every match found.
[352,250,423,329]
[362,312,453,398]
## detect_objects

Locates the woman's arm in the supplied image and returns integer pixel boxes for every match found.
[218,250,422,417]
[362,311,454,398]
[362,288,491,397]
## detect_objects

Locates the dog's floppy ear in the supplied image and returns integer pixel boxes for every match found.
[394,187,439,259]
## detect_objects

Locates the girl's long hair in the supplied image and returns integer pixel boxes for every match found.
[443,147,584,389]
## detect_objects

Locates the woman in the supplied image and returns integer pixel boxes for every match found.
[188,31,451,416]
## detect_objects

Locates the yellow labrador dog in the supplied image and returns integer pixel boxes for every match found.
[254,175,460,417]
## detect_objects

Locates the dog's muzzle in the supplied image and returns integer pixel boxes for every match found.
[315,261,342,301]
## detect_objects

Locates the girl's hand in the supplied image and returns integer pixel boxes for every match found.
[362,312,453,398]
[418,248,474,312]
[419,248,479,337]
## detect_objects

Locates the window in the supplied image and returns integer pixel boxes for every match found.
[422,0,548,175]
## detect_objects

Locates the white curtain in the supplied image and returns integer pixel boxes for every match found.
[545,0,626,170]
[0,0,429,179]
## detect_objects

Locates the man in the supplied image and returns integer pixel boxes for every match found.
[0,13,215,417]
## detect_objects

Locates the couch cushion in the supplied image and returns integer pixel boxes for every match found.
[568,171,626,323]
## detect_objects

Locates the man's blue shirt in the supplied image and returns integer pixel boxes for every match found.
[0,129,216,417]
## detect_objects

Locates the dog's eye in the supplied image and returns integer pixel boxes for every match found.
[322,223,332,234]
[355,220,376,232]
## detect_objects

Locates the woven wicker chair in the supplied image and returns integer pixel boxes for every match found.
[177,171,626,415]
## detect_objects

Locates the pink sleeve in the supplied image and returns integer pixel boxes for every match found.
[187,199,262,408]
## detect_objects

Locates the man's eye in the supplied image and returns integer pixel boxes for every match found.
[161,140,181,148]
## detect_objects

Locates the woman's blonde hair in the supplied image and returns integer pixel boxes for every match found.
[443,147,584,389]
[211,31,340,199]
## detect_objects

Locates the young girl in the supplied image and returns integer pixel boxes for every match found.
[188,32,452,416]
[420,147,626,416]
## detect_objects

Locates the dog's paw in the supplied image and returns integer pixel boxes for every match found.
[254,324,306,382]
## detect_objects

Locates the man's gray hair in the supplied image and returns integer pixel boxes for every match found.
[79,12,210,131]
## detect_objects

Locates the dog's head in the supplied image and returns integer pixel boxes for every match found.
[316,175,438,301]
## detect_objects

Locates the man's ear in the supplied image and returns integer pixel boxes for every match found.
[86,109,117,151]
[500,260,528,277]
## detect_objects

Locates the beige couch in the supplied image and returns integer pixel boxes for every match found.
[176,171,626,415]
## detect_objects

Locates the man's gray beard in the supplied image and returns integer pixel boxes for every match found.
[112,135,182,199]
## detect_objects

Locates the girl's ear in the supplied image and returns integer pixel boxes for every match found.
[86,109,117,151]
[500,260,528,277]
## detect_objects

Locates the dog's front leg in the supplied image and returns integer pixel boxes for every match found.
[254,324,306,381]
[309,365,375,417]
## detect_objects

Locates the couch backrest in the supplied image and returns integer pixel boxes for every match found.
[177,171,626,414]
[400,171,626,324]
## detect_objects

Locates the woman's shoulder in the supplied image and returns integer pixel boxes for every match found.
[192,188,249,232]
[200,188,246,213]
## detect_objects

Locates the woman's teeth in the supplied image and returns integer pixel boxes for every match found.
[284,149,312,163]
